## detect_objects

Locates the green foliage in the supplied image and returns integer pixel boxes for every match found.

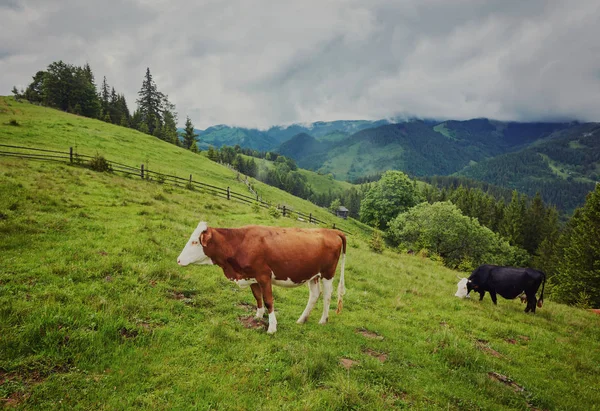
[552,184,600,307]
[386,202,528,269]
[329,198,341,215]
[88,154,112,172]
[268,206,281,218]
[368,230,384,253]
[359,170,423,230]
[136,68,163,135]
[181,116,198,149]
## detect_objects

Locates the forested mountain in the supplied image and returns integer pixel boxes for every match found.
[194,119,391,151]
[457,123,600,211]
[197,125,279,151]
[280,119,575,180]
[195,117,596,211]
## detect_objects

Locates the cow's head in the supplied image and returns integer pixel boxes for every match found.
[455,277,471,298]
[177,221,213,266]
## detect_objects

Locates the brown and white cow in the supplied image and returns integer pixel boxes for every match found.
[177,222,347,334]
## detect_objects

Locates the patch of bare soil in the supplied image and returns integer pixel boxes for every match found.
[505,338,518,344]
[237,302,254,312]
[339,358,359,369]
[356,328,384,340]
[476,339,503,358]
[487,371,524,392]
[363,348,388,363]
[119,327,138,339]
[238,315,266,330]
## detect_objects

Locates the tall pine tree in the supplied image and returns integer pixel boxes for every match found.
[553,184,600,307]
[181,116,198,149]
[136,68,163,135]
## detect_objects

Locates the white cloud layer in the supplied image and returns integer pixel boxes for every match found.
[2,0,599,128]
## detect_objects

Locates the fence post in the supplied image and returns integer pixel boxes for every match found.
[69,147,73,163]
[141,164,144,179]
[333,223,336,229]
[283,205,286,217]
[227,187,230,200]
[309,213,312,223]
[189,174,192,184]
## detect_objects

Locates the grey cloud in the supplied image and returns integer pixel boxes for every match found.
[1,0,599,128]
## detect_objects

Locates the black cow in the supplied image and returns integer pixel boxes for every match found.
[455,265,546,313]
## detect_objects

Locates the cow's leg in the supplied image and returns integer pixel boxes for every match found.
[318,278,334,324]
[489,291,498,305]
[297,278,320,324]
[258,278,277,334]
[525,290,537,313]
[479,291,486,301]
[250,283,265,319]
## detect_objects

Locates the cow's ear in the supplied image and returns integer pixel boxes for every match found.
[200,228,212,247]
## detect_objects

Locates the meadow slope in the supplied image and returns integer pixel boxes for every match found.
[1,98,600,410]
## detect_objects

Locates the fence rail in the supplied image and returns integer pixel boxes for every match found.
[0,143,351,234]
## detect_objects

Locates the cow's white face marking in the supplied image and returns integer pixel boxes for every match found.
[177,221,213,266]
[455,278,470,298]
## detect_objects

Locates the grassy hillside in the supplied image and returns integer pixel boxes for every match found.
[0,97,353,233]
[249,155,355,197]
[2,98,600,409]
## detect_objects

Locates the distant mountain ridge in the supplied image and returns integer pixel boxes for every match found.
[192,116,598,211]
[194,119,393,151]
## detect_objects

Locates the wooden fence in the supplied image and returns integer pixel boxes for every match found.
[0,143,350,234]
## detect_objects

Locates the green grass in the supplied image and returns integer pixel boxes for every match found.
[249,156,355,197]
[2,98,600,410]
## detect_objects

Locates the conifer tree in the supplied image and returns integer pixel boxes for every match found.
[553,184,600,307]
[161,96,178,145]
[136,68,163,135]
[500,190,526,247]
[181,116,198,149]
[207,146,219,161]
[523,192,546,253]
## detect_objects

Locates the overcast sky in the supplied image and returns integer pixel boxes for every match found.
[1,0,599,129]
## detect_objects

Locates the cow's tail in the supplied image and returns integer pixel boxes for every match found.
[336,232,347,314]
[537,271,546,308]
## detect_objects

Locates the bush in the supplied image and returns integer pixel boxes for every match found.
[387,201,527,269]
[7,119,20,126]
[269,207,281,219]
[88,154,112,172]
[368,231,384,253]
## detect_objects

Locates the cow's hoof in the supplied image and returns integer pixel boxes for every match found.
[296,317,307,324]
[318,318,328,325]
[267,327,277,334]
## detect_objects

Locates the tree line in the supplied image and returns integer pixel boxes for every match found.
[360,170,600,308]
[12,61,200,153]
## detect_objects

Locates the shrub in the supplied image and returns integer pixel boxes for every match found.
[387,201,527,269]
[88,154,112,172]
[368,231,384,253]
[269,207,281,219]
[7,119,20,126]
